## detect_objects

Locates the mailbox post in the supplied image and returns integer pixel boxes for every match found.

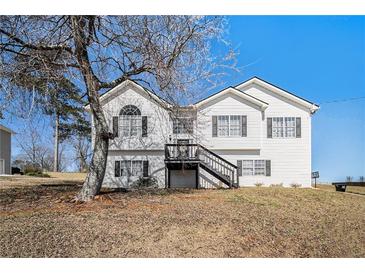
[312,171,319,188]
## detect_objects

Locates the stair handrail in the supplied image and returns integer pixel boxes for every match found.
[198,144,237,169]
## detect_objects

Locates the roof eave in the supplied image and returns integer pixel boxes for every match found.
[237,77,320,113]
[0,125,15,134]
[195,87,269,110]
[83,79,170,112]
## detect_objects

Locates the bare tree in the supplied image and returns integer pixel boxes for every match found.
[70,134,91,172]
[0,16,237,201]
[15,123,54,171]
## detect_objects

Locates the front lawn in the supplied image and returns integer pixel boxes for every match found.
[0,179,364,257]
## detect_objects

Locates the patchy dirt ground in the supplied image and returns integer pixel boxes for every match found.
[0,178,364,258]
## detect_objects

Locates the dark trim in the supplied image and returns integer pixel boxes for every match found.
[165,167,168,188]
[167,169,171,188]
[234,76,320,107]
[196,165,199,189]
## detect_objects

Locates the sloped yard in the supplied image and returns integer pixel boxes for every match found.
[0,177,364,257]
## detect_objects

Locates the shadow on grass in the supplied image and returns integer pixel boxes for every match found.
[0,183,82,205]
[100,187,199,197]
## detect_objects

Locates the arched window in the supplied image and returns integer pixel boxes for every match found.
[120,105,142,137]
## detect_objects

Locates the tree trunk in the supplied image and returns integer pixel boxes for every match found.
[53,113,59,172]
[71,16,111,201]
[77,109,109,201]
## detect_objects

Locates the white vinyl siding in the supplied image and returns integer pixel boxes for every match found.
[217,115,240,137]
[272,117,296,138]
[241,160,266,176]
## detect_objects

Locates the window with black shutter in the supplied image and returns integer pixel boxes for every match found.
[113,116,119,137]
[212,116,217,137]
[265,160,271,176]
[296,117,301,138]
[142,116,148,137]
[237,160,242,176]
[115,161,121,177]
[267,118,272,138]
[143,161,149,177]
[241,115,247,137]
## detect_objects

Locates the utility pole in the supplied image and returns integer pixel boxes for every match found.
[53,113,59,172]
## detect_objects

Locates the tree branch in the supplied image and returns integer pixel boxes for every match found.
[0,28,73,54]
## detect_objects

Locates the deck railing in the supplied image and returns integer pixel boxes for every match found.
[164,144,199,161]
[164,143,238,187]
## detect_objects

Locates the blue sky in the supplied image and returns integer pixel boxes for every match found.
[218,16,365,182]
[2,16,365,182]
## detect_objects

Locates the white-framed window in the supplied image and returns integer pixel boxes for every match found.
[172,118,193,134]
[217,115,241,137]
[230,115,241,136]
[242,160,254,175]
[272,117,296,138]
[131,161,143,176]
[120,160,143,177]
[254,160,265,175]
[284,117,296,138]
[120,105,142,137]
[241,160,266,176]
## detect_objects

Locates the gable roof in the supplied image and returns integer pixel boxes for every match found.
[84,76,319,114]
[84,79,169,111]
[0,124,15,134]
[235,76,320,113]
[194,86,269,110]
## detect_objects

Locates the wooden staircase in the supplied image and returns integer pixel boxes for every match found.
[165,144,239,188]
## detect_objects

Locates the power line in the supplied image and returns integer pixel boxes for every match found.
[320,96,365,104]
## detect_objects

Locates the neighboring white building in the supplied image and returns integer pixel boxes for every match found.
[86,77,319,189]
[0,124,13,175]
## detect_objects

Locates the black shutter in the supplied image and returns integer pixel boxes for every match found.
[296,117,301,138]
[212,116,217,137]
[143,160,149,177]
[241,115,247,137]
[237,160,242,176]
[115,161,120,177]
[267,118,272,138]
[113,116,119,137]
[142,116,148,137]
[265,160,271,176]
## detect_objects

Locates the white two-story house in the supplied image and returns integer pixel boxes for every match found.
[86,77,319,189]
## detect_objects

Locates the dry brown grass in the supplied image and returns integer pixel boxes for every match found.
[0,178,364,258]
[0,173,85,190]
[45,172,87,181]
